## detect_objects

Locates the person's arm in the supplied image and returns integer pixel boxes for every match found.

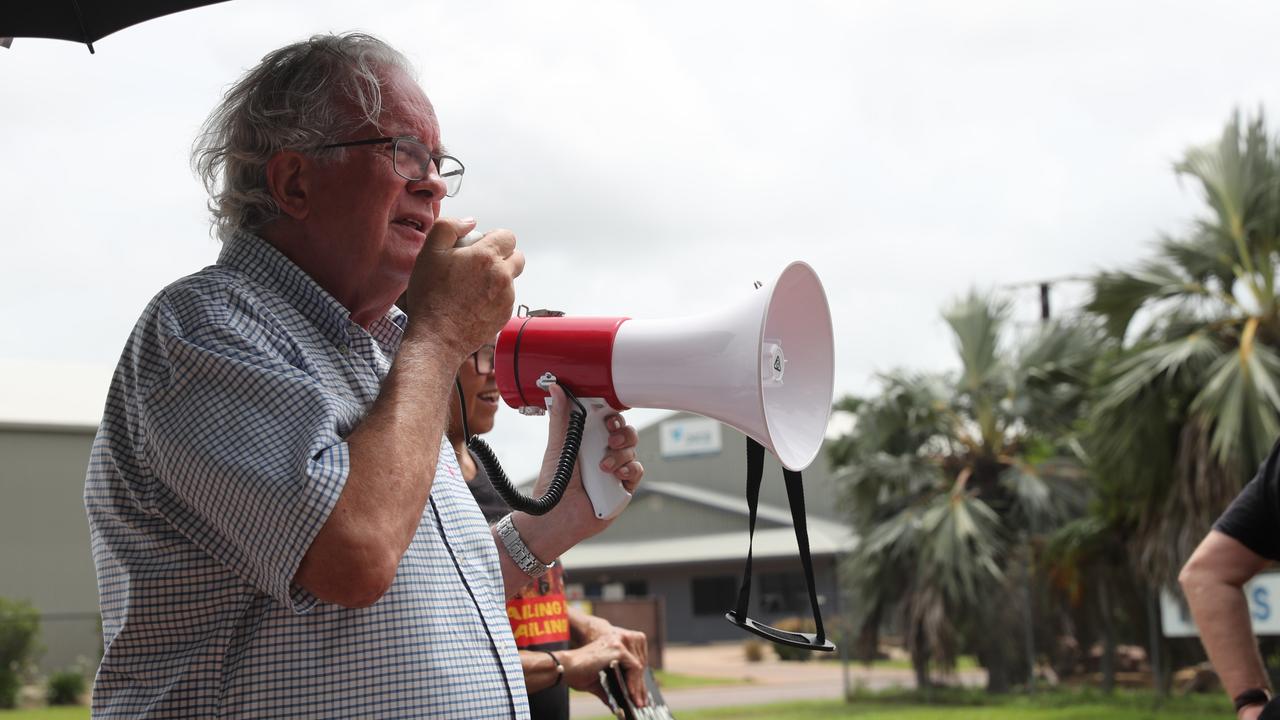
[511,609,647,697]
[295,218,524,607]
[492,385,643,601]
[563,606,650,706]
[293,323,465,607]
[518,649,565,693]
[1180,530,1272,719]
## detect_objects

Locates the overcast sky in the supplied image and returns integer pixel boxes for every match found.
[5,0,1280,479]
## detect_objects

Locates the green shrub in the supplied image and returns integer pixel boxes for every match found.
[0,598,41,709]
[743,638,765,662]
[46,669,86,706]
[771,617,816,662]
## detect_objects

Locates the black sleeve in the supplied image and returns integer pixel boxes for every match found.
[1214,440,1280,561]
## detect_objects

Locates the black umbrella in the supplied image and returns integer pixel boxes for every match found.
[0,0,231,54]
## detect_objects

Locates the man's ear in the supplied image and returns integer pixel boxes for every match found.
[265,151,311,220]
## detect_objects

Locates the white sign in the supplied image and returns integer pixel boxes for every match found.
[1161,574,1280,637]
[659,417,723,459]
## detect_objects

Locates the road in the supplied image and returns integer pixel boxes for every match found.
[571,642,986,718]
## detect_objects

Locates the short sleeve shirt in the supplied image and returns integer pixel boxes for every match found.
[84,231,529,719]
[1214,439,1280,561]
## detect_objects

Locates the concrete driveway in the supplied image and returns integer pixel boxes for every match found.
[572,642,987,718]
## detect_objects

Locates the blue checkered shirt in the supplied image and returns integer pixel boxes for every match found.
[85,230,529,719]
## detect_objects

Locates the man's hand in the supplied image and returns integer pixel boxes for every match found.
[403,217,524,362]
[529,383,643,533]
[569,610,650,707]
[561,632,649,708]
[494,384,643,597]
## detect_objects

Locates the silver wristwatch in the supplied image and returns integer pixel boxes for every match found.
[496,514,556,579]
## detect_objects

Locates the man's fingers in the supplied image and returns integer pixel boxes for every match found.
[586,679,609,706]
[607,423,639,449]
[619,651,648,707]
[427,216,477,251]
[627,632,649,668]
[476,228,517,258]
[613,461,643,492]
[507,247,526,279]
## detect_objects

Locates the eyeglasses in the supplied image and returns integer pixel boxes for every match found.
[317,136,465,196]
[472,344,496,375]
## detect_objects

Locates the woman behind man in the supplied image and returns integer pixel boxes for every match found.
[447,340,652,718]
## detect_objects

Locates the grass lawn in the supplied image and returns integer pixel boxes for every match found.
[840,655,981,672]
[0,709,87,720]
[581,689,1232,720]
[653,669,752,689]
[658,700,1228,719]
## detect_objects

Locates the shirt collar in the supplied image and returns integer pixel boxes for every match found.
[217,230,405,351]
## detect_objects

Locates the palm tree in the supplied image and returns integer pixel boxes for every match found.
[832,292,1100,693]
[1085,111,1280,592]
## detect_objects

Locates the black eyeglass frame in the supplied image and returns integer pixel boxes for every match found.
[316,136,465,196]
[472,344,496,375]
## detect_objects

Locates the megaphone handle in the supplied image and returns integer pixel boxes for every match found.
[577,397,633,520]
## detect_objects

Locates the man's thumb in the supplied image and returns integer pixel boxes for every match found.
[427,216,478,251]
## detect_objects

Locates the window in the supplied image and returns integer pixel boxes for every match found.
[624,580,649,598]
[691,576,738,616]
[759,572,808,614]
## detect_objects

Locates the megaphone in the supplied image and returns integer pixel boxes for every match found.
[495,261,834,520]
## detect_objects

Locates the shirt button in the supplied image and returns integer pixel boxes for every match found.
[338,344,349,354]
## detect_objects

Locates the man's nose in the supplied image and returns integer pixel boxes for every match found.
[409,165,448,199]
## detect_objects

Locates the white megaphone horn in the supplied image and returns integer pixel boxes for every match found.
[495,261,834,520]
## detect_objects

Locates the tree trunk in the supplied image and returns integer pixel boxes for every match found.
[1099,579,1116,695]
[911,625,932,693]
[855,609,881,663]
[1147,589,1168,702]
[983,647,1013,694]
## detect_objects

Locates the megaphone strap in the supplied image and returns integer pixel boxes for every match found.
[782,465,827,644]
[726,438,834,652]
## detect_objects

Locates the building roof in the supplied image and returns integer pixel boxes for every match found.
[563,524,856,570]
[561,477,857,570]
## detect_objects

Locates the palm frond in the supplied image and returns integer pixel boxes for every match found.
[943,292,1010,397]
[1087,263,1208,339]
[1095,331,1225,414]
[1190,332,1280,467]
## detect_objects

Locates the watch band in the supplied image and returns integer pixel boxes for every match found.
[1235,688,1272,712]
[496,513,556,579]
[543,650,564,687]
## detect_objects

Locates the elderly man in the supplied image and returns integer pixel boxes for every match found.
[85,33,643,719]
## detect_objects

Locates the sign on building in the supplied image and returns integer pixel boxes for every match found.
[659,417,723,459]
[1161,574,1280,637]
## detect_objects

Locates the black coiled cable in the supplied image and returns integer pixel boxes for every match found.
[458,377,587,516]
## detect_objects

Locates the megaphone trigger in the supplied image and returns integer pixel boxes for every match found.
[540,382,634,521]
[578,398,634,519]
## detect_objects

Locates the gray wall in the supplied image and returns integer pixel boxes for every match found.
[571,557,841,645]
[594,489,785,543]
[0,425,100,674]
[630,411,844,522]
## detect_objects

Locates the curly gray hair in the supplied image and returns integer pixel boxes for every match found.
[192,33,415,239]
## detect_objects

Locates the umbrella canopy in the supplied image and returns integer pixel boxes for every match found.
[0,0,231,53]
